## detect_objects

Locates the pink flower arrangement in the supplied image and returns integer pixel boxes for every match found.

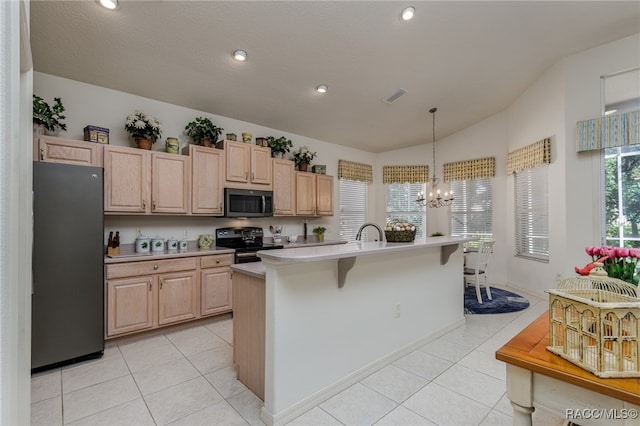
[585,246,640,286]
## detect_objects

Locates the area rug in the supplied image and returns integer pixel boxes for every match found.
[464,287,530,315]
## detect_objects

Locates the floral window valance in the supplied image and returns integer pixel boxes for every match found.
[338,160,373,184]
[382,165,428,184]
[443,157,495,182]
[506,138,551,175]
[576,110,639,152]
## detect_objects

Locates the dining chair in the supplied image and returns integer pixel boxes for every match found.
[464,239,495,304]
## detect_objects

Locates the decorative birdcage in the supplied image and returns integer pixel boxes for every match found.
[547,263,640,378]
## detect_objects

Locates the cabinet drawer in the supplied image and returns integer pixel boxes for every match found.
[200,254,233,269]
[106,257,197,279]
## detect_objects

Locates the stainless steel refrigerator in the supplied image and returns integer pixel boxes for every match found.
[32,161,104,371]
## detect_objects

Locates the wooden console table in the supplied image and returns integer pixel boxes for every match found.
[496,312,640,426]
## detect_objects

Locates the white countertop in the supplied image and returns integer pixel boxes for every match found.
[258,236,473,263]
[230,262,266,278]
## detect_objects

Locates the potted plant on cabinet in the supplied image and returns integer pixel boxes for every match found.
[312,226,326,242]
[33,95,67,136]
[291,146,317,171]
[125,110,162,150]
[267,136,293,158]
[184,117,223,147]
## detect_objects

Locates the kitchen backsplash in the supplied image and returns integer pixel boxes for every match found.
[104,215,330,245]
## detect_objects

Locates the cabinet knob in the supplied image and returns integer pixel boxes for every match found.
[142,200,146,209]
[160,280,163,289]
[154,264,158,270]
[149,282,152,291]
[251,172,255,181]
[40,148,44,161]
[152,200,156,210]
[216,259,220,264]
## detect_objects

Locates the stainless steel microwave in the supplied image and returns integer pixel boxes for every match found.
[224,188,274,217]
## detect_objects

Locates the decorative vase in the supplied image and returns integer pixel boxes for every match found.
[226,133,237,141]
[199,138,213,147]
[242,132,252,143]
[198,234,213,249]
[165,137,180,154]
[272,151,284,159]
[135,137,153,150]
[33,123,46,137]
[316,233,324,242]
[299,162,309,172]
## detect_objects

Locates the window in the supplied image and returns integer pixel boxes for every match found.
[514,165,549,260]
[450,177,493,246]
[386,183,427,237]
[604,145,640,248]
[339,179,368,241]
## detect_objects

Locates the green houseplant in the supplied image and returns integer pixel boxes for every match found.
[267,136,293,158]
[290,146,317,171]
[312,226,326,242]
[125,110,162,149]
[184,117,223,147]
[33,95,67,134]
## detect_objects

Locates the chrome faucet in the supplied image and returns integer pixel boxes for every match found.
[355,223,384,241]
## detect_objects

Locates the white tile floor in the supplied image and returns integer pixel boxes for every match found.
[31,285,567,426]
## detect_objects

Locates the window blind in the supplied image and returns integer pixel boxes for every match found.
[450,178,493,246]
[339,179,368,241]
[386,183,427,237]
[514,165,549,261]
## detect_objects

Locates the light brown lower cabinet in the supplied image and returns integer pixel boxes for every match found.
[232,270,265,400]
[105,255,231,338]
[200,254,234,316]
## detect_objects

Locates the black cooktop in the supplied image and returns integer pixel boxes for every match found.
[215,227,282,250]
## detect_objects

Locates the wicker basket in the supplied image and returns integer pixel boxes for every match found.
[384,220,416,242]
[546,263,640,378]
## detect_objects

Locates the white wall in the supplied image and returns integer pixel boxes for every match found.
[34,72,378,245]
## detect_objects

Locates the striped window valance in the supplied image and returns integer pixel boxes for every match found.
[382,165,428,184]
[338,160,373,184]
[506,138,551,175]
[443,157,495,182]
[576,110,639,152]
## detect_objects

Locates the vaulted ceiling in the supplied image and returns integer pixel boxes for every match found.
[30,1,640,153]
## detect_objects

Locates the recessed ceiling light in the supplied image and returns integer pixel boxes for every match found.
[97,0,118,10]
[401,6,415,21]
[232,50,247,62]
[315,85,328,94]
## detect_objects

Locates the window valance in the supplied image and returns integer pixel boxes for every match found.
[382,165,428,184]
[506,138,551,175]
[338,160,373,184]
[576,110,639,152]
[443,157,495,182]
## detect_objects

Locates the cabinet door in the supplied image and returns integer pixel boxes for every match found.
[106,276,154,337]
[201,267,232,316]
[37,136,103,167]
[151,152,189,213]
[295,172,316,215]
[158,270,198,325]
[316,175,334,216]
[104,146,150,213]
[251,146,272,185]
[190,145,224,215]
[273,159,296,215]
[225,141,250,183]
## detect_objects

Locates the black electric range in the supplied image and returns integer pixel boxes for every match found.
[215,227,284,263]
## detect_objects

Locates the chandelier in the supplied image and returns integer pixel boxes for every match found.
[416,107,454,208]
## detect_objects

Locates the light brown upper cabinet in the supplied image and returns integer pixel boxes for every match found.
[104,145,189,214]
[272,158,296,216]
[218,140,273,190]
[295,172,334,216]
[34,135,103,167]
[189,145,224,215]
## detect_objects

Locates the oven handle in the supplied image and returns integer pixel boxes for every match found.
[236,252,259,259]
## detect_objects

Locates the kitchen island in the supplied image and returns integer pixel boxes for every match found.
[232,236,472,425]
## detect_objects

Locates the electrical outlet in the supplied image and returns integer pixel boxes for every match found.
[395,303,401,319]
